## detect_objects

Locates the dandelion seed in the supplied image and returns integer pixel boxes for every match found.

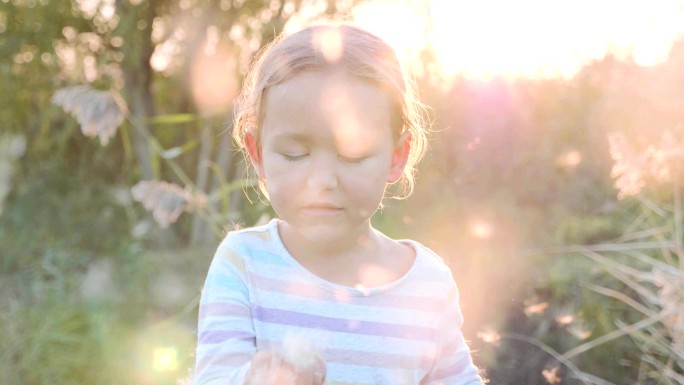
[476,328,501,345]
[556,313,574,325]
[52,85,127,145]
[524,301,549,316]
[131,180,206,228]
[542,366,562,384]
[280,334,321,371]
[568,324,592,340]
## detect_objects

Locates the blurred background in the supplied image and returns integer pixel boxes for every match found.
[1,0,684,384]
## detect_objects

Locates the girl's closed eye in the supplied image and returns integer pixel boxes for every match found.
[282,153,308,161]
[338,154,369,163]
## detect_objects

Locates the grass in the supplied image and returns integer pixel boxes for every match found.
[0,184,207,385]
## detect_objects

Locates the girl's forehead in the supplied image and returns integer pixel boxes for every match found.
[260,70,394,147]
[264,72,390,119]
[269,70,366,98]
[265,70,389,115]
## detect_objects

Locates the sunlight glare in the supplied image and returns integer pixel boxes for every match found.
[352,0,427,73]
[352,0,684,81]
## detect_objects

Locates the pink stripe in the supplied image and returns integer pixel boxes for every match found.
[199,302,251,320]
[252,274,447,312]
[199,330,255,344]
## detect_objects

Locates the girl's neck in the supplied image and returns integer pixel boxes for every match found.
[277,220,377,260]
[276,220,416,288]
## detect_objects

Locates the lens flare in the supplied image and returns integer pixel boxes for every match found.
[152,347,179,372]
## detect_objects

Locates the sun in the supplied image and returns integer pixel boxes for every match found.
[350,0,684,81]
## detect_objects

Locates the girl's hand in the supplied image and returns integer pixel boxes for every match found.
[245,350,326,385]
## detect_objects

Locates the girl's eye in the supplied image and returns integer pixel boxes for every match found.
[339,155,368,164]
[282,153,308,161]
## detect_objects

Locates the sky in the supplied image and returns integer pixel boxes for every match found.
[348,0,684,80]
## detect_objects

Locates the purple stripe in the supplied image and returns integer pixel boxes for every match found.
[199,330,255,344]
[254,306,437,340]
[252,274,447,312]
[199,302,251,320]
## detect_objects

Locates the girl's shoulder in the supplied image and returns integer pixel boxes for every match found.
[214,219,281,262]
[223,219,277,243]
[399,239,456,280]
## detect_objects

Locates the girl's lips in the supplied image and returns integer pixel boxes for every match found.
[303,205,343,215]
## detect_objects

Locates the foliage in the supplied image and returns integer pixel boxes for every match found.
[3,0,684,384]
[473,47,684,384]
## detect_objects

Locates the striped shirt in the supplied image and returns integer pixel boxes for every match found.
[194,219,482,385]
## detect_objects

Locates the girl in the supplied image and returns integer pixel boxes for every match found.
[194,23,483,385]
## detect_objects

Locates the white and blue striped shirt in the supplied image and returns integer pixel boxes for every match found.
[194,219,482,385]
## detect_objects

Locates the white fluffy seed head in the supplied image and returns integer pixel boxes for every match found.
[280,334,320,371]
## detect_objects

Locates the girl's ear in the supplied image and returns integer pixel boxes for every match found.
[244,132,264,178]
[387,131,411,183]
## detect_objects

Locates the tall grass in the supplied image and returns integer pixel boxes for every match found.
[572,188,684,384]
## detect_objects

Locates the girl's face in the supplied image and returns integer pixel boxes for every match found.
[246,70,410,244]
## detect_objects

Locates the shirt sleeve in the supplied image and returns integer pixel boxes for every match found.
[423,283,483,385]
[193,235,256,385]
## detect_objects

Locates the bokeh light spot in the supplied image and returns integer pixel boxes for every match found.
[152,347,179,372]
[555,150,582,169]
[470,220,494,240]
[312,27,344,62]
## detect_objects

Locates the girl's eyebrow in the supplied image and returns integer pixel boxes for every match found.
[271,132,312,143]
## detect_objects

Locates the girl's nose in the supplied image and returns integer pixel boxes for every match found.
[307,157,338,190]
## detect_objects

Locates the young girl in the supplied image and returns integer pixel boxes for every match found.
[193,23,483,385]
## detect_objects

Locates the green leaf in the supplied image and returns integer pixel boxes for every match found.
[160,141,198,159]
[145,114,200,125]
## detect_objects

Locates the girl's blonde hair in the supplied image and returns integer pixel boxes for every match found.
[232,22,429,198]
